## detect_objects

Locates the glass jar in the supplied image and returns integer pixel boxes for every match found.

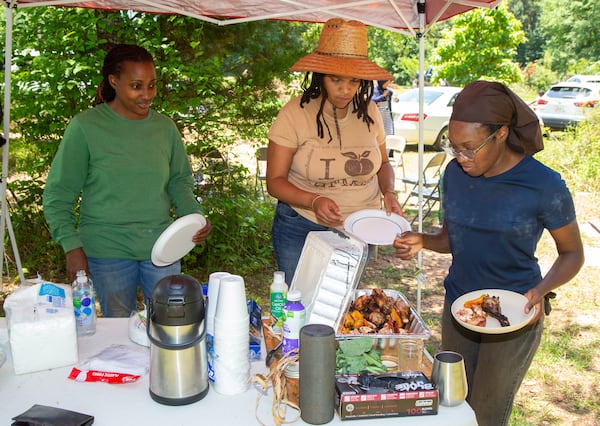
[284,361,300,406]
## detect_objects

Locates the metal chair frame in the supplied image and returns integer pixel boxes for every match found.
[401,152,447,224]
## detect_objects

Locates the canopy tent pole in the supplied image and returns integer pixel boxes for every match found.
[415,0,426,315]
[1,2,26,289]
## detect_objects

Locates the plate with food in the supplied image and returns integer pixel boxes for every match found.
[451,289,536,334]
[344,209,410,245]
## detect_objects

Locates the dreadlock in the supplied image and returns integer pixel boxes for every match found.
[94,44,154,106]
[299,72,375,144]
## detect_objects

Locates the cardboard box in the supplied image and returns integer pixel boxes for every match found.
[335,372,438,420]
[247,299,262,361]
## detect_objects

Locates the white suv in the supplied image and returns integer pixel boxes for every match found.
[535,82,600,130]
[566,75,600,85]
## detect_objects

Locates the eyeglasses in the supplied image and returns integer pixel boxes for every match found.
[442,130,498,161]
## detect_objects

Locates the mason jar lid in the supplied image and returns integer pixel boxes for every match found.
[284,361,300,379]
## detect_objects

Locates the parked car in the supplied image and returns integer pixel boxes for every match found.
[391,86,461,150]
[566,75,600,85]
[535,82,600,130]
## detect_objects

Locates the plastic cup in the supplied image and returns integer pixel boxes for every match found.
[206,272,230,336]
[213,335,250,353]
[212,356,250,395]
[214,275,248,323]
[213,315,249,339]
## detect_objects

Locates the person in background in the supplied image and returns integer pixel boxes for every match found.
[43,44,211,317]
[372,79,395,136]
[394,80,584,426]
[267,18,403,285]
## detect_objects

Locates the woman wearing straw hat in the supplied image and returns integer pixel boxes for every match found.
[267,19,403,284]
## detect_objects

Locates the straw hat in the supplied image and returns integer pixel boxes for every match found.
[290,18,393,81]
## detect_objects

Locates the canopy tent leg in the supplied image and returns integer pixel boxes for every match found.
[415,0,426,315]
[1,3,26,290]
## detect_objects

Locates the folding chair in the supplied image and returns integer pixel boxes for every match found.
[255,146,268,198]
[401,152,447,223]
[386,135,407,189]
[408,178,442,225]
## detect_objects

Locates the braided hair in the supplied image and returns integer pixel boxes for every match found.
[298,72,375,144]
[94,44,154,106]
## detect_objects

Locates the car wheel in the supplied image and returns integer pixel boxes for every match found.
[433,126,448,151]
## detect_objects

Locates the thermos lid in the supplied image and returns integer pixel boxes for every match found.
[151,274,205,326]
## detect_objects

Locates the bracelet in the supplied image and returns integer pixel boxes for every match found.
[311,194,324,210]
[383,190,397,197]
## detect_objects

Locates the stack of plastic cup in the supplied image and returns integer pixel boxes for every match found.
[206,271,230,383]
[212,274,250,395]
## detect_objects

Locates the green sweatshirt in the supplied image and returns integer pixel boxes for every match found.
[43,103,202,260]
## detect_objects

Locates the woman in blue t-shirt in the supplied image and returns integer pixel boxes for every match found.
[394,80,584,426]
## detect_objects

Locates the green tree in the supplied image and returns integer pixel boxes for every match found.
[368,27,420,85]
[1,7,309,280]
[432,4,525,86]
[507,0,547,66]
[539,0,600,76]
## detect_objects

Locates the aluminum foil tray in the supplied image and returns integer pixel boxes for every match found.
[336,289,431,340]
[290,229,368,329]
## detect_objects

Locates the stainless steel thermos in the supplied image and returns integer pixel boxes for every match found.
[147,274,209,405]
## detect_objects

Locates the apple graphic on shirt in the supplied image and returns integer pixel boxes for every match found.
[342,151,374,176]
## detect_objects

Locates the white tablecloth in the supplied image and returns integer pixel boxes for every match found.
[0,318,478,425]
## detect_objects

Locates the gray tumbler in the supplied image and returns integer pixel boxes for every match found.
[299,324,336,424]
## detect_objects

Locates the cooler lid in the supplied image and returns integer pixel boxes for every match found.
[290,229,368,330]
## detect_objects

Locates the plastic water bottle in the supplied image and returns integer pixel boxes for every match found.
[73,270,96,336]
[282,290,305,354]
[269,271,287,328]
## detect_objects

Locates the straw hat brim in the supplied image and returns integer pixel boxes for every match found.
[290,52,393,81]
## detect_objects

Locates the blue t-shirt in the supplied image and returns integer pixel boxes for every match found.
[442,156,576,302]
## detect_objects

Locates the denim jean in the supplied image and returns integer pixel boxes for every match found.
[441,298,544,426]
[88,257,181,317]
[271,201,328,285]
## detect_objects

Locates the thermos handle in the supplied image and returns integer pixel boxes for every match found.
[146,297,207,350]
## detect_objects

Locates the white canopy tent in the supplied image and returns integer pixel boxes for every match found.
[1,0,502,298]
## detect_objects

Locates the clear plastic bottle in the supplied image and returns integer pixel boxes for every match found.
[73,270,96,336]
[282,289,305,354]
[269,271,287,327]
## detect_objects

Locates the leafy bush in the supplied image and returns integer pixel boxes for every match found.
[537,109,600,193]
[183,161,277,281]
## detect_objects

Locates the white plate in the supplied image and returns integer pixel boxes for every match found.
[344,209,411,245]
[151,213,206,266]
[451,289,536,334]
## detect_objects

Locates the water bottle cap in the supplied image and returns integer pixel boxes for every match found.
[273,271,285,284]
[287,290,302,301]
[76,270,87,284]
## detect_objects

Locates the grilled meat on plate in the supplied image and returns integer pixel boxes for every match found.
[481,295,510,327]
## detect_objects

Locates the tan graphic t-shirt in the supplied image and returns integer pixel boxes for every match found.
[268,95,386,223]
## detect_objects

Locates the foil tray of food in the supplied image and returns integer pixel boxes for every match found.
[336,288,431,340]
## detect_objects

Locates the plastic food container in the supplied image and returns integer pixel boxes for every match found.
[290,230,368,329]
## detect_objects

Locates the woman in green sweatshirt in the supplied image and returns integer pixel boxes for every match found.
[43,44,211,317]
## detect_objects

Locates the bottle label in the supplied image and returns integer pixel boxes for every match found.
[282,304,306,354]
[74,289,95,329]
[270,292,286,319]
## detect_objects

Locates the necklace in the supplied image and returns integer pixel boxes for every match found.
[332,104,342,148]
